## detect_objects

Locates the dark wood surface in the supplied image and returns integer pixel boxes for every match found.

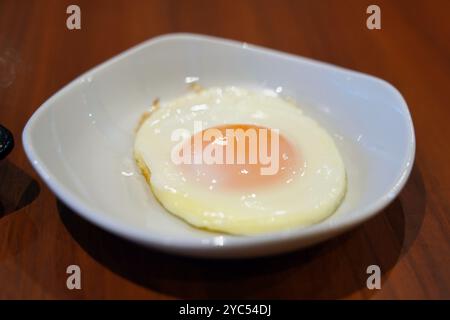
[0,0,449,299]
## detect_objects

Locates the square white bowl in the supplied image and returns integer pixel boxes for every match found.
[23,33,415,258]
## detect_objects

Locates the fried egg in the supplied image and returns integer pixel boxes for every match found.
[134,86,346,235]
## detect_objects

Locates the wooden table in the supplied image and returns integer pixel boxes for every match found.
[0,0,449,299]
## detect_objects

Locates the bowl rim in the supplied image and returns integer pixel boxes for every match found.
[22,33,416,254]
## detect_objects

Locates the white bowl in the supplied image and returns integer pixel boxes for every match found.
[23,33,415,258]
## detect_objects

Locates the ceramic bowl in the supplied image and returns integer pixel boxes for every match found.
[23,34,415,258]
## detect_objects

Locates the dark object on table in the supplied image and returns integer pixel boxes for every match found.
[0,124,14,160]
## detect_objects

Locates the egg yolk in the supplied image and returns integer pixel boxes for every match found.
[179,124,301,190]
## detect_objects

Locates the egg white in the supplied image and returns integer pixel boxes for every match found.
[134,86,346,235]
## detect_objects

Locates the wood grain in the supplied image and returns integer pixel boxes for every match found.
[0,0,449,299]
